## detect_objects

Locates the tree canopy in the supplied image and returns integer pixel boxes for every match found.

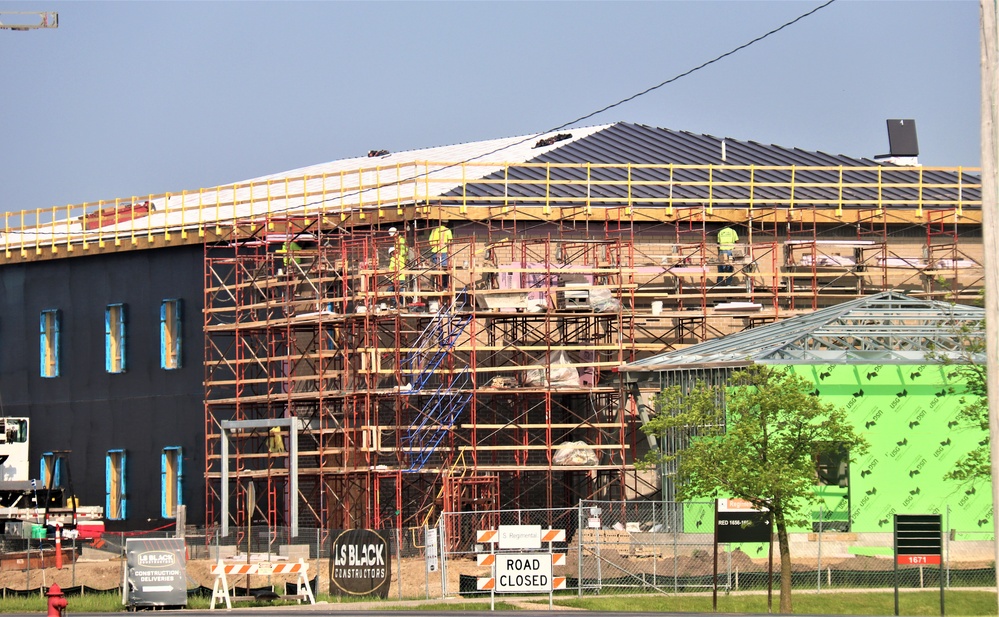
[640,364,867,613]
[941,319,990,483]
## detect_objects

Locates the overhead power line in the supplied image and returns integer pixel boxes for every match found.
[418,0,840,173]
[549,0,838,133]
[379,0,841,204]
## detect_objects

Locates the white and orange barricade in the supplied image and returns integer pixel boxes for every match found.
[210,558,315,609]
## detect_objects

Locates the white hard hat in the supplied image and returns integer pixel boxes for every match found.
[388,227,397,235]
[388,247,395,254]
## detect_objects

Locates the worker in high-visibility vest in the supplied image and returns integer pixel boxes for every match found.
[387,247,406,305]
[716,226,739,285]
[388,227,407,262]
[267,427,285,453]
[717,227,738,261]
[428,223,453,291]
[275,240,302,275]
[428,223,453,267]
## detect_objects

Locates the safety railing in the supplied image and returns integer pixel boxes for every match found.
[1,163,981,260]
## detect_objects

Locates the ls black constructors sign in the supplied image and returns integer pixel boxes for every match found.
[329,529,392,597]
[716,511,772,543]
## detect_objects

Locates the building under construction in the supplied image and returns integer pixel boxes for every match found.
[0,122,983,534]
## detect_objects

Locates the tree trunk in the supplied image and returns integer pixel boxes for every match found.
[776,517,793,613]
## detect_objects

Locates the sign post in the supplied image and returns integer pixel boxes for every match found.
[714,500,772,612]
[893,513,943,617]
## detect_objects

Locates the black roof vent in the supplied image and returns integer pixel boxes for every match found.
[534,133,572,148]
[885,119,918,157]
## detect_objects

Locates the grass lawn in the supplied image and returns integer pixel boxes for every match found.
[0,589,994,614]
[549,590,998,616]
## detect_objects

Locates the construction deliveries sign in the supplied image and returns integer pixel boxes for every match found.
[123,538,188,608]
[329,529,392,597]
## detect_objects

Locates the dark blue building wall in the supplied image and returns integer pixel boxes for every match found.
[0,244,205,530]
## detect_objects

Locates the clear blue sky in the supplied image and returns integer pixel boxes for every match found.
[0,0,981,215]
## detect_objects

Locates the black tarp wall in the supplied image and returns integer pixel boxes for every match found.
[0,244,205,530]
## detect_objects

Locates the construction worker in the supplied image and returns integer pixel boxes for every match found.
[387,246,406,306]
[716,226,739,285]
[428,223,453,290]
[267,426,285,454]
[388,227,407,262]
[275,239,302,276]
[717,226,739,261]
[428,223,453,267]
[479,243,499,290]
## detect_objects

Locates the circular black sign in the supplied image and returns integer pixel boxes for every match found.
[329,529,392,597]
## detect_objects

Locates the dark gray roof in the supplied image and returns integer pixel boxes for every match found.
[443,122,979,208]
[619,291,985,370]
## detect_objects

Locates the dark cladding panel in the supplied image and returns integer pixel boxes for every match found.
[0,245,206,528]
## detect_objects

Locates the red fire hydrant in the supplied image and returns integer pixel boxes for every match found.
[46,583,67,617]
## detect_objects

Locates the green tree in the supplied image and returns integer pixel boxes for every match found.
[640,365,867,614]
[940,319,989,483]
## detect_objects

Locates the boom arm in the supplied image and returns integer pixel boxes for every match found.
[0,11,58,31]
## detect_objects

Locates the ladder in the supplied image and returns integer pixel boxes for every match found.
[403,291,473,471]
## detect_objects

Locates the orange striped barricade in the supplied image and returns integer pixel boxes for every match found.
[209,559,315,609]
[475,526,567,609]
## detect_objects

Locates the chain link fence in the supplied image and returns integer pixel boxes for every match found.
[438,501,996,597]
[2,503,993,598]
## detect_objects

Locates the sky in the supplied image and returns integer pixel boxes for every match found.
[0,1,982,215]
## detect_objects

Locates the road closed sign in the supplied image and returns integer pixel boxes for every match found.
[495,553,552,593]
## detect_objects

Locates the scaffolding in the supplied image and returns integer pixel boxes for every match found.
[189,161,984,537]
[0,151,980,536]
[204,220,654,537]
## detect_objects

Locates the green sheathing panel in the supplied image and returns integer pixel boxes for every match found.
[784,364,992,533]
[683,501,714,533]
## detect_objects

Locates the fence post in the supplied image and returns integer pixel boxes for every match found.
[438,515,446,599]
[651,501,657,585]
[577,501,583,597]
[817,502,822,592]
[120,532,125,604]
[945,505,951,589]
[315,528,322,597]
[673,502,678,594]
[726,546,732,591]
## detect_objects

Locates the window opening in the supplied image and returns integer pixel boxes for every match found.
[160,299,182,370]
[105,304,127,373]
[40,309,60,378]
[40,452,65,490]
[161,447,183,518]
[106,449,127,520]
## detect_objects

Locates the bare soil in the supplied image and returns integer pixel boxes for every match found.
[0,551,991,597]
[0,555,482,599]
